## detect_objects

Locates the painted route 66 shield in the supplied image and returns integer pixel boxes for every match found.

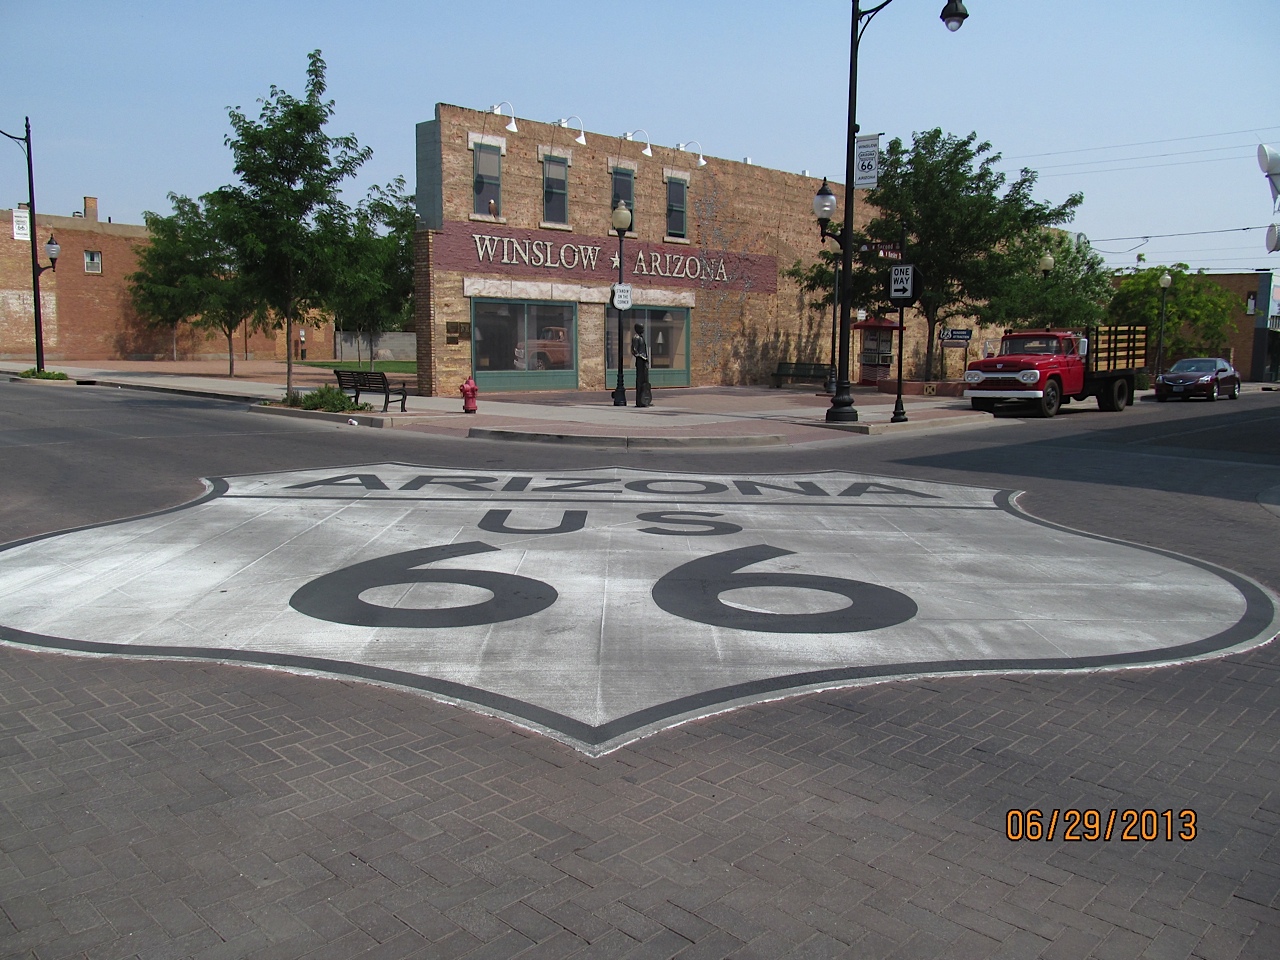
[0,465,1275,754]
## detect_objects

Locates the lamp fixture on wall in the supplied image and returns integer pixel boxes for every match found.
[490,102,518,133]
[558,116,587,145]
[676,141,707,167]
[624,130,653,157]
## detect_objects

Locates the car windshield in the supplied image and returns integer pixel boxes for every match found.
[1001,337,1060,356]
[1169,359,1216,373]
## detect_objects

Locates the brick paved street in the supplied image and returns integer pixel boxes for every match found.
[2,383,1279,959]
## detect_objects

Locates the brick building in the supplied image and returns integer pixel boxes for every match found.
[413,103,918,397]
[1213,270,1279,382]
[2,199,329,364]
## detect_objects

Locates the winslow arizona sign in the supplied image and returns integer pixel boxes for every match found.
[431,221,779,293]
[0,465,1275,755]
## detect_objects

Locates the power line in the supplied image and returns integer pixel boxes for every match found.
[1090,225,1270,243]
[1004,126,1280,162]
[1037,155,1247,177]
[1031,143,1257,172]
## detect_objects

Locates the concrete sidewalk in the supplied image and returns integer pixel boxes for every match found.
[1,359,996,447]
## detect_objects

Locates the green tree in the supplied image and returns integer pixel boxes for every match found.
[218,49,372,397]
[792,130,1083,380]
[325,178,415,369]
[982,229,1113,332]
[1109,265,1239,365]
[130,192,261,376]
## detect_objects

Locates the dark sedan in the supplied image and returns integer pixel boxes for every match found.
[1154,357,1240,401]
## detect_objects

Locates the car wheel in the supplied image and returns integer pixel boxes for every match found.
[1037,380,1061,418]
[1208,382,1219,402]
[1230,381,1240,400]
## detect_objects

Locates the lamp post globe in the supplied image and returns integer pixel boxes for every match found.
[1038,252,1055,276]
[44,235,60,269]
[940,0,969,31]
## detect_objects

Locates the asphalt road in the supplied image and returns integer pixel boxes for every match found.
[3,381,1279,960]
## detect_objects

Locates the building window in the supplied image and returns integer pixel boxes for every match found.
[84,250,103,274]
[474,143,502,217]
[666,179,687,239]
[611,168,634,232]
[606,306,690,386]
[543,156,568,225]
[473,300,576,373]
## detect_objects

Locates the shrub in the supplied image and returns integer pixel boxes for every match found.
[18,368,69,380]
[298,384,372,413]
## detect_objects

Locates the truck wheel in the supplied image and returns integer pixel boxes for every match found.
[1099,377,1129,412]
[971,398,996,412]
[1037,380,1061,418]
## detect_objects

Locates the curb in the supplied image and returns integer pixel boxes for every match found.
[466,427,790,448]
[247,405,388,428]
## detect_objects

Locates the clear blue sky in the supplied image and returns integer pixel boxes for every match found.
[3,0,1277,274]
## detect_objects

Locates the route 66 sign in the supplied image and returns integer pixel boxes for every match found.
[612,282,633,311]
[0,465,1275,755]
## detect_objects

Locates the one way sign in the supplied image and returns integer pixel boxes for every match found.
[888,264,919,307]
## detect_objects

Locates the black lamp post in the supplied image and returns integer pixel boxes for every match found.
[1155,270,1172,377]
[813,0,968,423]
[611,199,632,406]
[1,117,61,372]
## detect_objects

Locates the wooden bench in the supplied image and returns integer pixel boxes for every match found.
[334,369,408,412]
[771,361,830,387]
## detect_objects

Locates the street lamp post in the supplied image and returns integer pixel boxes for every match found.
[1,117,61,372]
[1155,270,1172,377]
[611,199,632,406]
[890,222,910,423]
[813,0,968,423]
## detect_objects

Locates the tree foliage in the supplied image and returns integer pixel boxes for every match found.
[217,50,372,395]
[982,229,1113,332]
[789,129,1083,379]
[1108,265,1239,364]
[129,192,261,376]
[324,177,415,369]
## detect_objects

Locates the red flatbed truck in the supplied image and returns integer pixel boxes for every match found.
[963,325,1148,418]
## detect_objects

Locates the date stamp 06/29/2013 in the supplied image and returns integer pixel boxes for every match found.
[1005,809,1197,843]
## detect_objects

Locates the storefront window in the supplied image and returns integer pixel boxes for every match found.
[606,306,690,387]
[544,156,568,224]
[473,300,576,374]
[473,144,501,216]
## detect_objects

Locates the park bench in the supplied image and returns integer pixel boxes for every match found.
[771,361,830,388]
[334,369,408,412]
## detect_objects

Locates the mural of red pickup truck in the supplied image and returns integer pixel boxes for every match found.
[514,326,573,371]
[964,325,1147,418]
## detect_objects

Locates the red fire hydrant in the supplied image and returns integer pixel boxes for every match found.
[460,375,478,414]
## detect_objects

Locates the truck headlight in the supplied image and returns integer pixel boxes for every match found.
[964,371,983,383]
[1017,370,1040,384]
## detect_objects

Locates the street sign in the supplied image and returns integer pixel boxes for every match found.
[11,208,29,242]
[888,264,918,307]
[612,282,633,311]
[940,328,972,341]
[870,242,901,260]
[854,135,880,189]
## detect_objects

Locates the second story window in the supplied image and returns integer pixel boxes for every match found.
[666,179,687,239]
[84,250,103,274]
[474,143,502,217]
[611,168,634,233]
[543,156,568,224]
